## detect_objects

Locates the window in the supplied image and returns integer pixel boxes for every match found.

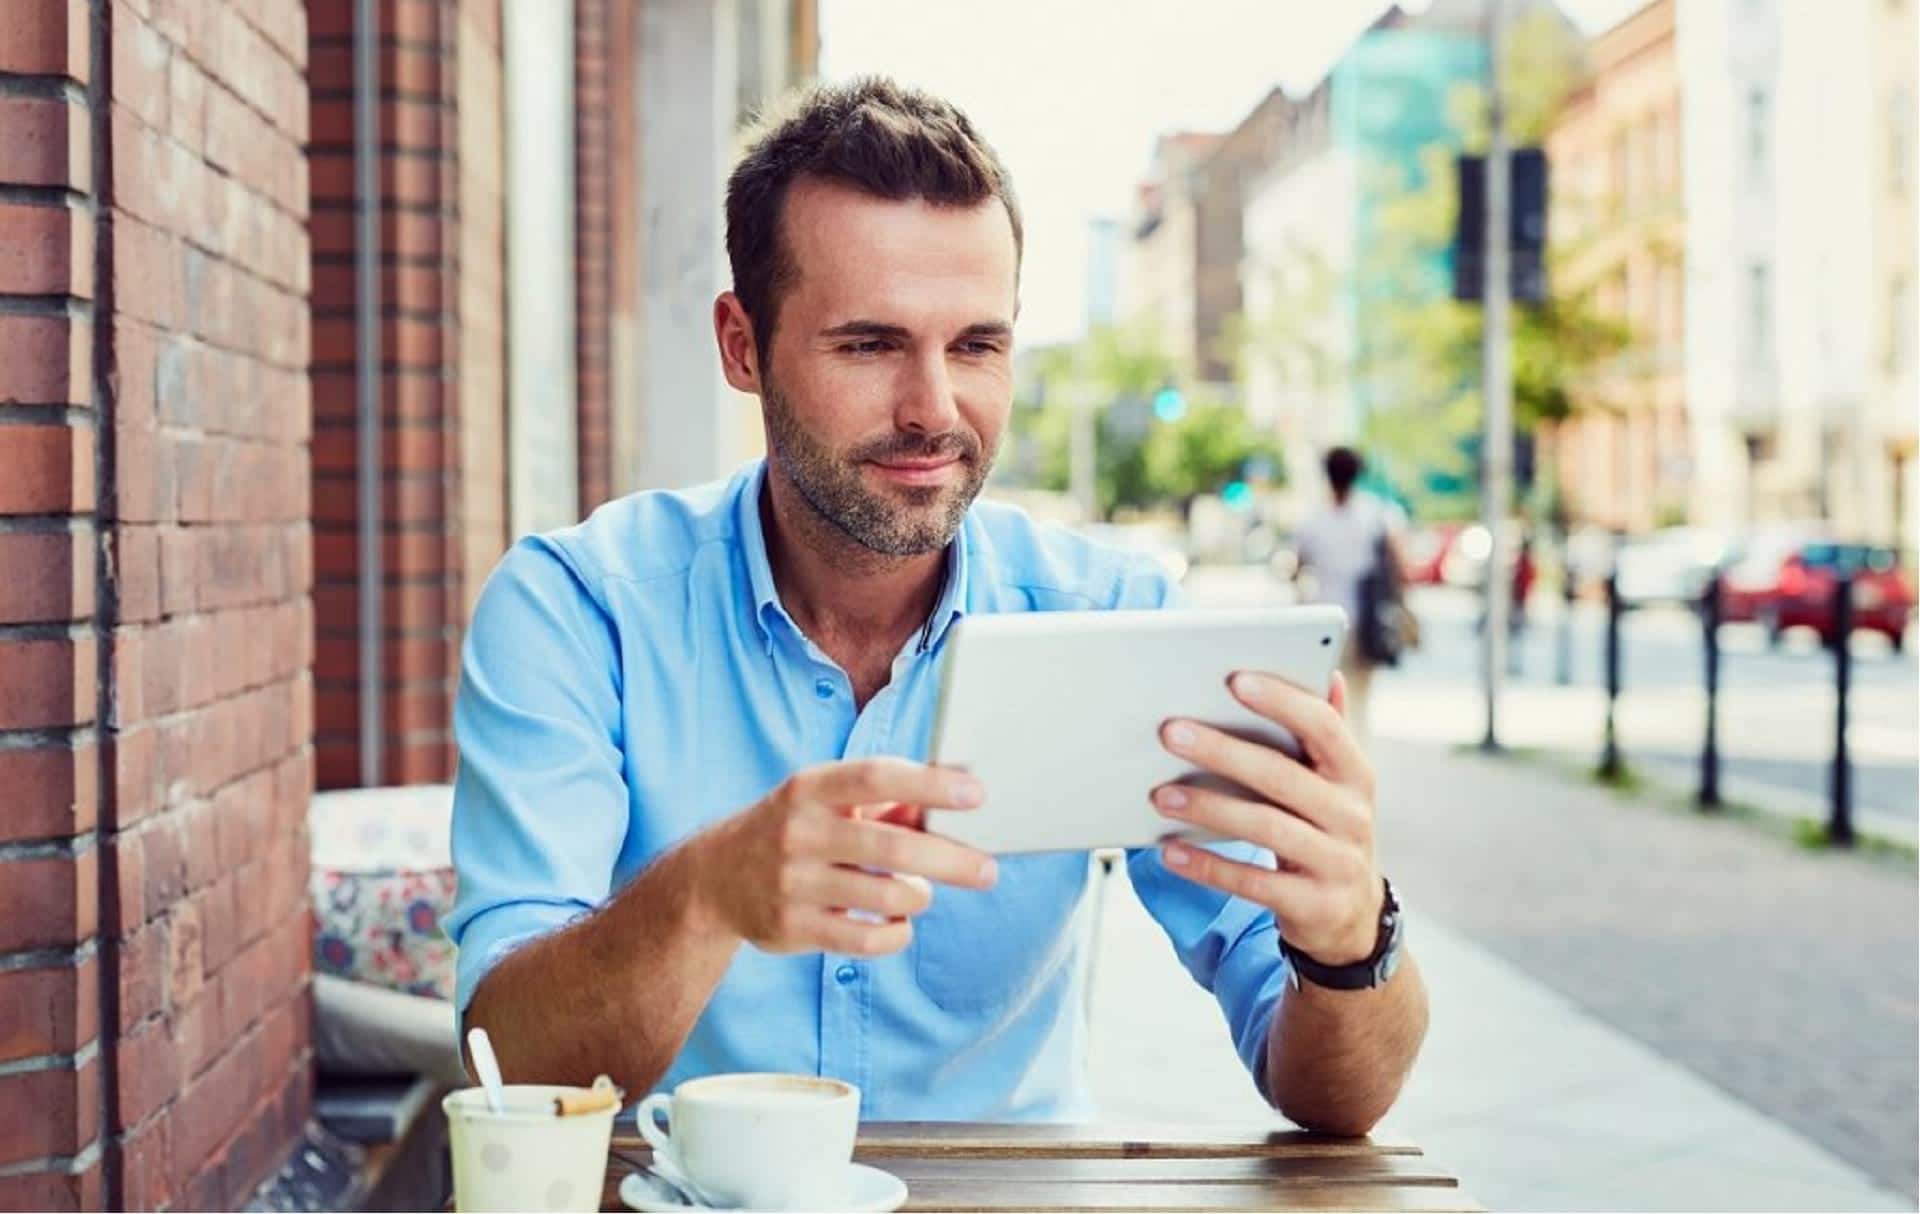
[1746,87,1770,183]
[1748,262,1772,358]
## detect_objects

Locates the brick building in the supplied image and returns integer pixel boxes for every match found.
[0,1,815,1208]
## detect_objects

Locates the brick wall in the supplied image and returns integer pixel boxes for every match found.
[0,0,314,1209]
[308,0,505,790]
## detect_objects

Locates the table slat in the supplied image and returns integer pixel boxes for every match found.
[873,1154,1460,1187]
[893,1180,1481,1213]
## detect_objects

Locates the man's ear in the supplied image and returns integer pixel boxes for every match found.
[714,292,761,394]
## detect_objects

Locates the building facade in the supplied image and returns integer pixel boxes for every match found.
[0,2,815,1208]
[1547,0,1686,533]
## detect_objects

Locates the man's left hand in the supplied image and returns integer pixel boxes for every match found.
[1152,671,1383,967]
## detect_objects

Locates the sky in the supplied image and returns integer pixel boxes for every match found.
[818,0,1647,348]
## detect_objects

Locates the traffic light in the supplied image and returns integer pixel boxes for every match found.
[1152,385,1186,422]
[1222,480,1253,510]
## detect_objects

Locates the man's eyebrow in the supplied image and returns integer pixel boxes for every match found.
[956,321,1013,342]
[819,320,912,341]
[817,320,1014,342]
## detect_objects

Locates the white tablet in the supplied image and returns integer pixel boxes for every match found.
[924,605,1348,855]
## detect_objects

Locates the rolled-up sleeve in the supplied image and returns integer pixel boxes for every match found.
[1113,562,1292,1102]
[444,538,631,1021]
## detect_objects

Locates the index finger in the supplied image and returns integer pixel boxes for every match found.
[1226,671,1368,789]
[797,757,984,813]
[824,816,1000,890]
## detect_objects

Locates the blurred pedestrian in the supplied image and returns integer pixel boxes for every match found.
[1291,447,1411,739]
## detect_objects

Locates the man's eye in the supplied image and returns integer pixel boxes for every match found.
[841,340,890,356]
[957,340,1001,356]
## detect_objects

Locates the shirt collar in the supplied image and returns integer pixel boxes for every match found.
[734,459,972,659]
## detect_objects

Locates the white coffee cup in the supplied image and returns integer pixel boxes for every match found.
[443,1085,617,1212]
[637,1073,860,1210]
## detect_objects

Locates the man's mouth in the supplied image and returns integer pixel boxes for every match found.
[868,454,963,485]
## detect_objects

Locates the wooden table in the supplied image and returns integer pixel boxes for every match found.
[602,1122,1481,1212]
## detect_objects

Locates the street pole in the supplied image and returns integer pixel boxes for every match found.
[1480,0,1512,752]
[1069,385,1098,525]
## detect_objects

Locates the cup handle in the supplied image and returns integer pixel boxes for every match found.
[637,1093,673,1160]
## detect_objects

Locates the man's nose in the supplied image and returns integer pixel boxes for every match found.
[895,351,960,435]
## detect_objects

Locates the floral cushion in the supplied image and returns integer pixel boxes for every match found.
[309,785,457,1002]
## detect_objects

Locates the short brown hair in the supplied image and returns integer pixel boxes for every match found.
[725,76,1023,359]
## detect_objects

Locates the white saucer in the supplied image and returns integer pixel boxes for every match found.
[619,1162,908,1212]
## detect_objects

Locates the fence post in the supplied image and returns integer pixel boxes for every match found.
[1698,575,1722,809]
[1599,572,1623,780]
[1830,571,1855,846]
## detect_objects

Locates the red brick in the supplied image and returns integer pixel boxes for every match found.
[105,826,146,934]
[105,722,159,829]
[165,895,205,1010]
[117,1108,172,1211]
[112,10,170,132]
[114,525,161,623]
[168,51,207,152]
[0,849,96,952]
[0,0,90,83]
[0,742,97,844]
[0,423,94,514]
[0,956,96,1064]
[117,918,165,1029]
[197,874,242,972]
[0,634,95,730]
[0,96,89,193]
[112,421,174,524]
[0,313,90,406]
[114,1013,178,1131]
[0,1163,102,1214]
[0,530,93,625]
[0,202,93,298]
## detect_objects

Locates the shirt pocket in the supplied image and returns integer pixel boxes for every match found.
[913,852,1090,1014]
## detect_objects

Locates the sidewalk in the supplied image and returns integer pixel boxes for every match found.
[1087,879,1908,1211]
[1083,740,1918,1210]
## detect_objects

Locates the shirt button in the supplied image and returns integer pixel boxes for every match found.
[834,963,858,986]
[814,677,835,700]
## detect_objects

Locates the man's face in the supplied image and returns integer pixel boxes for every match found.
[753,179,1018,557]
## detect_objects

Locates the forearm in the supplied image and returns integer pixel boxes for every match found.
[1263,948,1427,1135]
[463,836,739,1094]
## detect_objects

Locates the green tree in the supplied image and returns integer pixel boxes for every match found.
[1010,321,1284,518]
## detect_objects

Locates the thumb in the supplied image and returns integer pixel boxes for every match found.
[1328,670,1350,720]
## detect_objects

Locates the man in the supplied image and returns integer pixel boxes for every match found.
[448,78,1426,1130]
[1292,447,1411,739]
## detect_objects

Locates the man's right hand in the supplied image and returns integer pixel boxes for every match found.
[688,758,998,958]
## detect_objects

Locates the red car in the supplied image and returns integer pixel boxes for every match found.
[1721,539,1913,651]
[1404,522,1464,586]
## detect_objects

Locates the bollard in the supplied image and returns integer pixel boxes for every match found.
[1557,551,1575,686]
[1830,571,1854,846]
[1599,572,1623,781]
[1698,575,1722,809]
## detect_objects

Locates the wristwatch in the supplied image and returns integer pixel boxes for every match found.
[1280,876,1404,991]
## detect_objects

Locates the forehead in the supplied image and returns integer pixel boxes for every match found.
[778,177,1018,328]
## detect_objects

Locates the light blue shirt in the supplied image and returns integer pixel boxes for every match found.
[446,460,1293,1119]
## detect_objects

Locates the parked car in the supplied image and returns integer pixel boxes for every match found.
[1404,522,1464,586]
[1722,539,1914,650]
[1718,521,1825,624]
[1612,527,1727,605]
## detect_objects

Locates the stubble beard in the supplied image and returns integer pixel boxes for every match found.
[762,374,994,558]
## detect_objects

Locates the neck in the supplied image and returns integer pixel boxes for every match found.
[760,465,949,655]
